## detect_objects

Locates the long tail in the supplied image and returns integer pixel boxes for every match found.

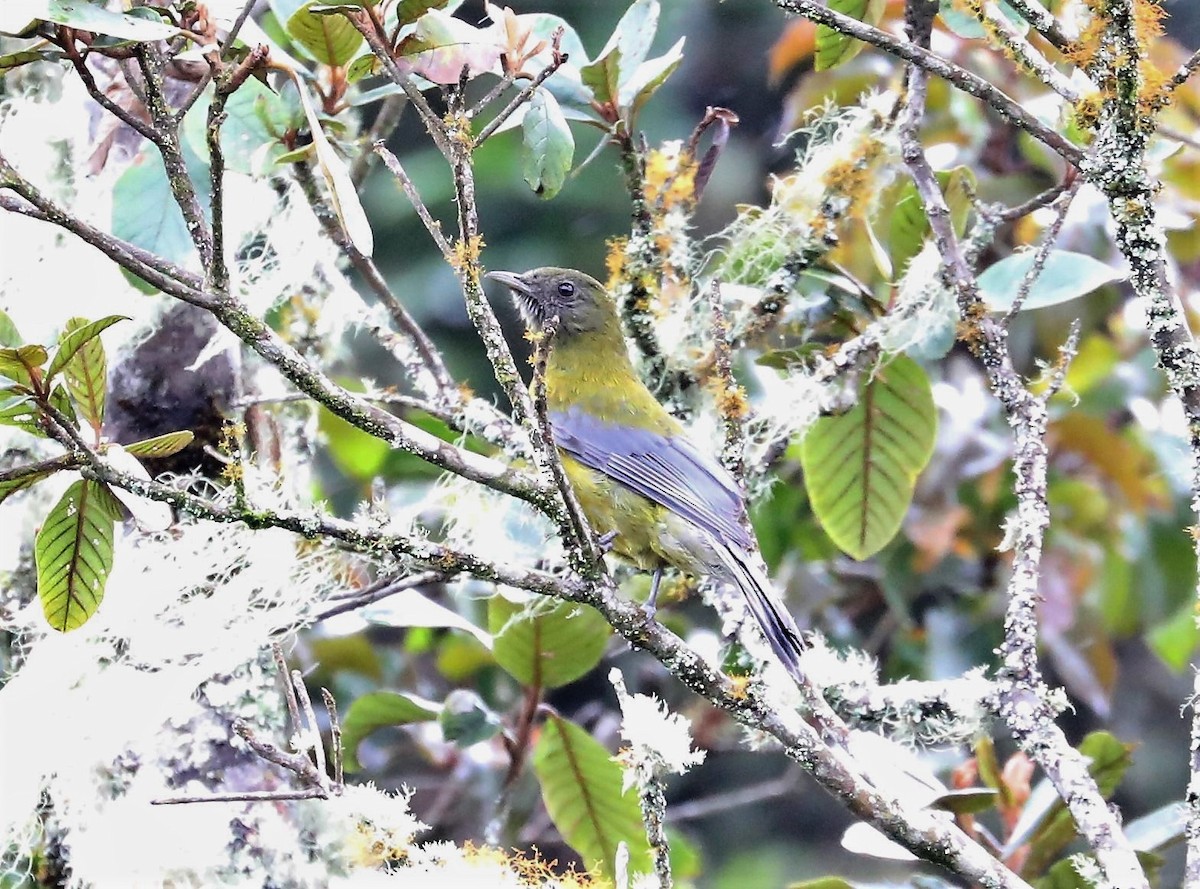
[712,542,806,682]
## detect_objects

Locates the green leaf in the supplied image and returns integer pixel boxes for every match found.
[801,356,937,560]
[1148,601,1199,671]
[520,13,592,108]
[815,0,886,71]
[341,690,440,771]
[888,167,975,275]
[580,45,621,107]
[532,715,651,880]
[979,250,1123,313]
[286,0,363,66]
[788,880,856,889]
[489,595,611,689]
[0,47,65,74]
[183,78,300,176]
[122,430,196,459]
[46,314,125,380]
[0,0,181,41]
[49,317,124,433]
[36,479,120,632]
[578,0,661,111]
[0,394,44,436]
[111,142,212,292]
[930,787,1000,815]
[396,0,454,26]
[438,688,503,746]
[521,89,574,199]
[0,467,57,505]
[49,383,78,430]
[621,37,684,124]
[0,308,21,346]
[0,344,48,389]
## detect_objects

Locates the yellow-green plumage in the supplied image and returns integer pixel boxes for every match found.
[542,297,684,573]
[486,266,807,680]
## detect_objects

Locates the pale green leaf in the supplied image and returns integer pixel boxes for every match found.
[521,89,574,199]
[287,0,363,66]
[0,466,57,504]
[888,167,976,275]
[802,356,937,560]
[438,689,503,746]
[0,0,180,40]
[111,143,211,292]
[979,250,1123,313]
[122,430,195,459]
[489,595,610,689]
[0,344,47,387]
[183,78,300,176]
[532,715,651,880]
[0,394,45,436]
[289,72,374,255]
[0,308,21,346]
[938,0,1029,39]
[341,690,440,771]
[36,479,118,632]
[621,37,684,123]
[48,317,125,431]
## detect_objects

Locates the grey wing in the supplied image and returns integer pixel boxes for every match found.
[549,406,752,549]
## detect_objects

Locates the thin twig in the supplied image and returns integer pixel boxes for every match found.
[152,789,328,805]
[321,688,344,792]
[473,33,567,146]
[60,36,159,143]
[272,644,303,732]
[292,159,455,398]
[316,571,446,621]
[991,176,1074,223]
[1166,47,1200,97]
[373,144,455,262]
[221,0,258,62]
[1004,176,1082,319]
[292,669,328,784]
[134,43,216,268]
[350,93,407,187]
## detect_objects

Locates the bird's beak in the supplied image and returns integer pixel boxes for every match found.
[484,270,531,295]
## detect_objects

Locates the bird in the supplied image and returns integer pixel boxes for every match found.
[486,266,806,681]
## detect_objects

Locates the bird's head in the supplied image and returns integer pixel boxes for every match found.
[486,267,616,338]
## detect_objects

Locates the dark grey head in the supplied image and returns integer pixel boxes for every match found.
[485,267,617,338]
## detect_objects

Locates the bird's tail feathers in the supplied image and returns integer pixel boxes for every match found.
[713,542,806,683]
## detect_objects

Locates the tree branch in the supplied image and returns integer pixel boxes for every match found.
[774,0,1084,166]
[897,3,1147,885]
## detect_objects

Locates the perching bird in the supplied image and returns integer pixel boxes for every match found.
[486,266,806,680]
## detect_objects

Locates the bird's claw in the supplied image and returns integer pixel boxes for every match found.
[595,529,618,555]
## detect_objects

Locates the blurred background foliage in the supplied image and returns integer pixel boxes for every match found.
[285,0,1200,884]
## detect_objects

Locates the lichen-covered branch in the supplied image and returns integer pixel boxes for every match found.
[896,3,1147,885]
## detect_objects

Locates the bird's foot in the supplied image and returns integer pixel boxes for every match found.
[595,529,618,555]
[642,568,663,622]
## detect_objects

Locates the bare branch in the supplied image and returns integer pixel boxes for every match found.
[373,144,455,262]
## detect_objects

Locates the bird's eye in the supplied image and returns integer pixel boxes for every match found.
[557,281,575,298]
